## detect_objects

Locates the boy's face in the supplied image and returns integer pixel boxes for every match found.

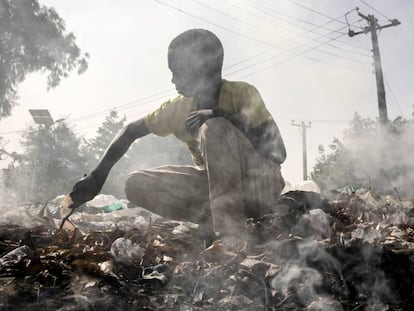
[168,50,211,97]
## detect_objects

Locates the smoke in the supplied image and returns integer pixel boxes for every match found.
[271,239,345,310]
[0,170,21,225]
[269,236,399,309]
[314,117,414,197]
[344,120,414,196]
[103,134,192,199]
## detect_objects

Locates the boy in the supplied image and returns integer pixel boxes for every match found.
[70,29,286,246]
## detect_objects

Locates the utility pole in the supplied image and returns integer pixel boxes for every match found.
[348,9,400,126]
[292,120,311,181]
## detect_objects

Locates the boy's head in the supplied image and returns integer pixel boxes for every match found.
[168,29,224,97]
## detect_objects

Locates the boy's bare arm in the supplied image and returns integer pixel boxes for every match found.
[70,118,150,206]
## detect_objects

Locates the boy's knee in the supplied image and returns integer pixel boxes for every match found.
[124,171,142,202]
[199,117,231,137]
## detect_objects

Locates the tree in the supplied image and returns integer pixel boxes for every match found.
[342,113,378,144]
[84,110,126,160]
[0,0,88,119]
[8,121,87,203]
[311,113,414,196]
[311,138,358,192]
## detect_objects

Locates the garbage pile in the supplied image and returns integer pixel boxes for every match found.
[1,190,414,310]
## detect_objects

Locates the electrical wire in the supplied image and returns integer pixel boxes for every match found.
[156,0,369,65]
[158,0,372,73]
[246,0,344,34]
[287,0,347,25]
[220,0,370,58]
[1,1,376,136]
[70,88,175,122]
[220,10,369,75]
[63,0,373,128]
[359,0,392,21]
[227,28,369,76]
[232,31,371,80]
[384,78,404,116]
[303,120,350,124]
[153,0,278,49]
[0,130,25,135]
[70,1,372,127]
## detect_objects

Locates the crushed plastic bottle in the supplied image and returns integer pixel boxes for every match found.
[86,194,125,213]
[110,237,145,265]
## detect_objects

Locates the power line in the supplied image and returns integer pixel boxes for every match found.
[243,0,370,57]
[384,78,404,116]
[218,0,371,59]
[62,0,371,127]
[302,120,350,124]
[288,0,347,25]
[222,18,369,74]
[220,17,370,76]
[155,0,370,78]
[245,0,343,35]
[73,111,149,134]
[285,1,370,51]
[70,88,175,122]
[154,0,278,49]
[359,0,391,21]
[235,32,371,80]
[156,0,369,66]
[191,0,261,31]
[1,1,375,136]
[71,2,372,126]
[0,130,25,135]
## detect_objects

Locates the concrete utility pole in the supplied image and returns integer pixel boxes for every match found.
[348,9,400,126]
[292,120,311,181]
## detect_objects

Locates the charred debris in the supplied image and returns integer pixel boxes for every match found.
[1,188,414,311]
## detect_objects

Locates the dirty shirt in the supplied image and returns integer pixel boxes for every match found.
[144,79,273,165]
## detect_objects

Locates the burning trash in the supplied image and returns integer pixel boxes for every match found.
[0,189,414,310]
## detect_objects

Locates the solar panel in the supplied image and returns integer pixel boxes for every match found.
[28,109,54,126]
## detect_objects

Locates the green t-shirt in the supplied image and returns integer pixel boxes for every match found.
[144,79,273,165]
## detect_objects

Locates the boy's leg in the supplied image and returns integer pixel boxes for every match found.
[125,165,213,239]
[199,117,284,240]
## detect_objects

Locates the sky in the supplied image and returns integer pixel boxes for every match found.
[0,0,413,186]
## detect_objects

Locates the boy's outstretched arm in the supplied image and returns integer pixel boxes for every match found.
[69,118,150,207]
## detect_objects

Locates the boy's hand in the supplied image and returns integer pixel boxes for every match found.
[186,109,214,136]
[69,173,103,208]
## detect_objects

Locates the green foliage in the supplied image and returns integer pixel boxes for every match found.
[311,138,358,191]
[0,0,88,119]
[6,122,87,203]
[311,113,414,196]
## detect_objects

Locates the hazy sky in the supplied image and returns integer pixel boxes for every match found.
[0,0,413,185]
